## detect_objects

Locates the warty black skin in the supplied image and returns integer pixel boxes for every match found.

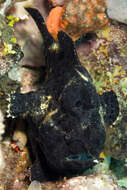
[7,8,119,182]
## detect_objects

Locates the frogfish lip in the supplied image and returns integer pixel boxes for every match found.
[65,155,99,163]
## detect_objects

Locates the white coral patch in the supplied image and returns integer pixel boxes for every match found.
[28,180,41,190]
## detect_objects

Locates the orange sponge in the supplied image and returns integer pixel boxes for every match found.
[46,6,64,40]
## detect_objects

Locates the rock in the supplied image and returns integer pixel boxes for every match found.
[28,181,41,190]
[107,0,127,24]
[60,0,108,41]
[59,174,121,190]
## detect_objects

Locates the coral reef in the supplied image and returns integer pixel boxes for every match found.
[46,0,109,40]
[0,0,127,189]
[61,0,109,40]
[27,173,121,190]
[77,23,127,160]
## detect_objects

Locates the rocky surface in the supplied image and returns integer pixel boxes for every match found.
[0,139,30,190]
[107,0,127,24]
[59,174,121,190]
[60,0,109,40]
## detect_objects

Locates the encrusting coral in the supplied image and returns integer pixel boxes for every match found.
[46,0,109,41]
[46,6,64,40]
